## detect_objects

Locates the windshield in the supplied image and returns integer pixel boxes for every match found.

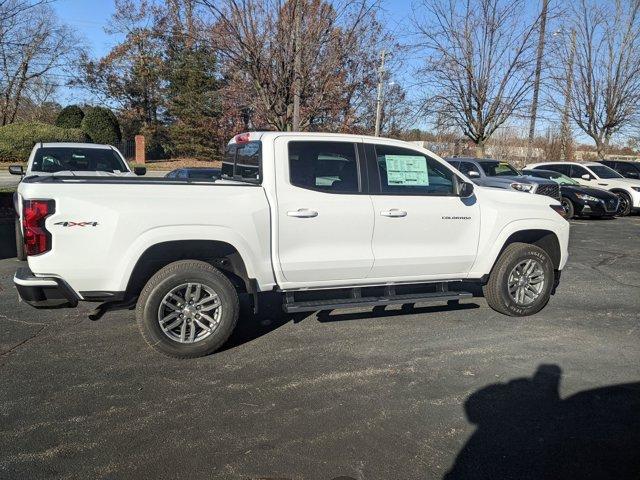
[588,165,624,179]
[478,161,521,177]
[31,147,128,173]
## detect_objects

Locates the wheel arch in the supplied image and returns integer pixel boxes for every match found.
[497,229,561,270]
[125,240,255,298]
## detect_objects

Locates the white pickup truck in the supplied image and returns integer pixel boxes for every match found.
[14,132,570,358]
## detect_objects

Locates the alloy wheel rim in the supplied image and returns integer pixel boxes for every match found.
[507,259,545,306]
[561,199,571,214]
[617,195,629,214]
[157,282,222,343]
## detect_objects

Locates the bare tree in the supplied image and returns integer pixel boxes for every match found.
[0,0,81,125]
[413,0,543,157]
[568,0,640,159]
[199,0,390,132]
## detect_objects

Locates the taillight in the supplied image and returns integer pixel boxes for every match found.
[22,200,55,255]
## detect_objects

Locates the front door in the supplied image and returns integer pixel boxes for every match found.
[366,143,480,279]
[274,137,375,285]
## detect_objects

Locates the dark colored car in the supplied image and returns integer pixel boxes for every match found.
[597,160,640,180]
[446,157,561,200]
[165,168,221,180]
[523,169,619,219]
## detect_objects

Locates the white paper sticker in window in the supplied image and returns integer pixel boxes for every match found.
[385,155,429,186]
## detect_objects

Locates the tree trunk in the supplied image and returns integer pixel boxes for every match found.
[475,140,485,158]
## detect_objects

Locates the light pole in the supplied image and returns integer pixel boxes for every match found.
[527,0,549,161]
[374,49,386,137]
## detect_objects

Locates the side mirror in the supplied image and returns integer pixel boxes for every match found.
[133,166,147,176]
[468,170,480,178]
[581,174,591,180]
[8,165,23,176]
[458,180,475,198]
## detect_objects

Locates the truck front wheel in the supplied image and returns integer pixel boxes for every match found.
[136,260,239,358]
[483,242,554,317]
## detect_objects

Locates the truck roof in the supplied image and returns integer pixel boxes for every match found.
[227,131,427,146]
[35,142,117,149]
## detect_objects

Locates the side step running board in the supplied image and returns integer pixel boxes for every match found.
[283,289,472,313]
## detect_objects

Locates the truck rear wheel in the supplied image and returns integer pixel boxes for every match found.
[136,260,239,358]
[483,242,554,317]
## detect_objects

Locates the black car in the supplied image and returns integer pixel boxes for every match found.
[597,160,640,180]
[165,167,221,180]
[523,169,619,218]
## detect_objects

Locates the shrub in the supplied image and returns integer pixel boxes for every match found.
[81,107,121,145]
[55,105,84,129]
[0,122,88,162]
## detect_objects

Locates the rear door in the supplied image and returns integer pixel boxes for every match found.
[365,142,480,279]
[274,137,375,284]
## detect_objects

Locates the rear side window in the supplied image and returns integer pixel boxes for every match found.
[31,147,127,173]
[288,141,360,193]
[538,164,570,176]
[222,141,261,183]
[375,145,455,195]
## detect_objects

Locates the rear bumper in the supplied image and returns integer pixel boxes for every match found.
[14,267,79,309]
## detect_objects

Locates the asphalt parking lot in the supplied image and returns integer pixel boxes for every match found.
[1,217,639,480]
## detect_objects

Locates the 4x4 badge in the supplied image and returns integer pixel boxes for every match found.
[54,221,98,227]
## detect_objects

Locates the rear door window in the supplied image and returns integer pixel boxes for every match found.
[288,141,360,193]
[539,163,570,176]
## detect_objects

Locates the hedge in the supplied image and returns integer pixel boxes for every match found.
[55,105,85,129]
[81,107,121,145]
[0,122,88,162]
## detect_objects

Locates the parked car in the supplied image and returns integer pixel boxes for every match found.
[10,142,145,260]
[446,157,561,200]
[526,161,640,216]
[165,167,221,180]
[597,159,640,180]
[14,132,569,358]
[522,168,619,219]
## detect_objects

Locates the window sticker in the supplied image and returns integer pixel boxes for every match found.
[385,155,429,186]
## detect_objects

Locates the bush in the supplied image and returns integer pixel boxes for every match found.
[81,107,121,145]
[55,105,84,129]
[0,122,88,162]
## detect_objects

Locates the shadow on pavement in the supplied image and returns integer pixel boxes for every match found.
[445,364,640,480]
[316,301,480,323]
[219,292,309,351]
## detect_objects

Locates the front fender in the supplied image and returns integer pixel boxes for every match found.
[468,218,569,278]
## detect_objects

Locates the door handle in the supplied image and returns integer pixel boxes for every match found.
[380,209,407,217]
[287,208,318,218]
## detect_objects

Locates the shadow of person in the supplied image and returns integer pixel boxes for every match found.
[445,364,640,480]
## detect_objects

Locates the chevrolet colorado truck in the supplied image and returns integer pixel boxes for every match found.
[14,132,570,358]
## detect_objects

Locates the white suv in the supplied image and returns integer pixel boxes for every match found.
[526,161,640,216]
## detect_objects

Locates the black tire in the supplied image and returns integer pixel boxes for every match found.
[483,242,554,317]
[136,260,239,359]
[615,192,632,217]
[560,197,575,219]
[15,218,26,261]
